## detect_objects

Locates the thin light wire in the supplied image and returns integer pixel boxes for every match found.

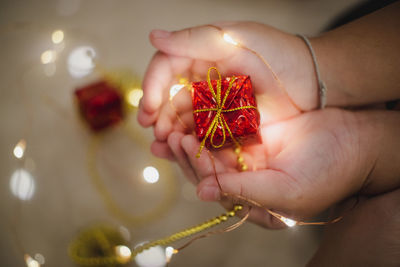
[206,24,303,112]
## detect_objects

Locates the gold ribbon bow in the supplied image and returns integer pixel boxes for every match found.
[194,67,257,158]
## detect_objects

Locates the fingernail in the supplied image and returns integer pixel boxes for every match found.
[151,29,171,39]
[198,185,220,201]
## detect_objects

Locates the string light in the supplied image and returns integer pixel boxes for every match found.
[33,254,45,265]
[134,244,165,267]
[126,88,143,107]
[165,246,177,263]
[13,139,26,159]
[281,217,297,227]
[223,33,239,46]
[67,46,96,78]
[51,30,64,44]
[143,166,160,184]
[169,84,185,100]
[115,245,132,264]
[40,50,56,64]
[10,168,35,201]
[24,254,40,267]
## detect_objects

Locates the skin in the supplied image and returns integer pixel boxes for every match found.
[308,188,400,267]
[138,1,400,264]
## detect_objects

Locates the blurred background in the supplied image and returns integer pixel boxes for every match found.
[1,0,364,266]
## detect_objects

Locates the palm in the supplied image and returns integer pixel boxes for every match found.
[190,109,370,228]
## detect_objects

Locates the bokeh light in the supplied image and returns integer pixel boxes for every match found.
[51,30,64,44]
[24,254,40,267]
[115,245,131,264]
[134,243,166,267]
[143,166,159,184]
[67,46,96,78]
[41,50,56,64]
[169,84,185,100]
[127,88,143,107]
[10,168,35,201]
[13,139,26,159]
[281,217,297,227]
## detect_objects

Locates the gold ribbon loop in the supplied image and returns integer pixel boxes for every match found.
[194,67,256,158]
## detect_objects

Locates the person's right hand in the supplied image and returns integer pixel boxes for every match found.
[138,22,320,160]
[167,109,400,228]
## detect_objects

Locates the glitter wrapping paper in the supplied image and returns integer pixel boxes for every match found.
[192,74,261,150]
[75,80,124,131]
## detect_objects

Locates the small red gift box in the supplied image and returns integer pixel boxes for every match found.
[75,80,124,132]
[191,68,260,156]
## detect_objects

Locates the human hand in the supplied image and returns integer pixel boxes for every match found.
[168,109,400,228]
[138,22,320,159]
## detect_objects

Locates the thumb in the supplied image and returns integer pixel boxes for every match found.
[197,170,301,211]
[149,26,235,61]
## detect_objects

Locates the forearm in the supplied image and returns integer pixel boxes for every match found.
[310,2,400,107]
[357,110,400,194]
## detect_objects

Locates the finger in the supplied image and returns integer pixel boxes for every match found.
[197,169,301,212]
[167,132,199,184]
[150,26,235,61]
[150,141,175,161]
[137,101,159,127]
[180,135,228,179]
[154,89,193,141]
[140,51,192,116]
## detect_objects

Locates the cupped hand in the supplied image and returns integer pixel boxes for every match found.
[138,22,319,159]
[168,108,398,228]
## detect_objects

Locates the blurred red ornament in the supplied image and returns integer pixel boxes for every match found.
[75,80,124,132]
[192,68,260,153]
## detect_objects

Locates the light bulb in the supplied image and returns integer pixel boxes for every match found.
[13,139,26,159]
[143,166,159,184]
[223,33,238,46]
[52,30,64,44]
[41,50,56,64]
[127,88,143,107]
[165,246,177,263]
[169,84,185,100]
[115,245,132,264]
[281,217,297,227]
[24,254,40,267]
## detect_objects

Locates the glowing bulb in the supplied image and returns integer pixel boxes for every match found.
[143,166,159,184]
[223,33,238,46]
[24,254,40,267]
[13,139,26,159]
[67,46,96,78]
[115,245,131,264]
[41,50,56,64]
[134,243,165,267]
[52,30,64,44]
[281,217,297,227]
[10,168,35,201]
[165,246,177,263]
[169,84,185,100]
[34,254,45,265]
[127,88,143,107]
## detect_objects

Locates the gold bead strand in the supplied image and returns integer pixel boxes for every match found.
[234,146,248,171]
[130,205,243,259]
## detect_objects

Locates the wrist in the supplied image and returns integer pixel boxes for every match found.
[308,36,342,107]
[281,34,320,111]
[355,110,400,194]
